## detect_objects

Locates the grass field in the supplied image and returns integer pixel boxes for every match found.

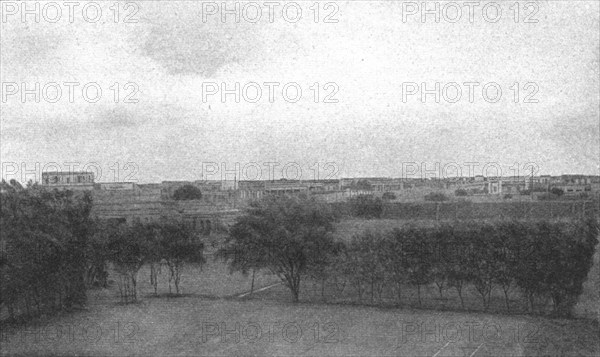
[2,293,598,356]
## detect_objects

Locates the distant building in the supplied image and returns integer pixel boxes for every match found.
[42,171,95,190]
[98,182,135,190]
[487,180,502,194]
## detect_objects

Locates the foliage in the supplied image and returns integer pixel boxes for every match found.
[217,194,339,302]
[550,187,564,196]
[329,219,598,317]
[102,220,205,301]
[538,192,559,200]
[349,194,383,219]
[353,179,373,191]
[382,192,397,200]
[0,182,93,320]
[454,188,468,196]
[173,184,202,200]
[424,192,449,201]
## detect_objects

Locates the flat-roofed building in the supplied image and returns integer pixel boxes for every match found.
[42,171,95,190]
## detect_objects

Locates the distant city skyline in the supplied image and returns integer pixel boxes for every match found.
[2,160,599,185]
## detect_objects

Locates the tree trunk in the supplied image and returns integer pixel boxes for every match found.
[503,286,511,312]
[396,281,403,305]
[436,281,444,299]
[456,285,464,309]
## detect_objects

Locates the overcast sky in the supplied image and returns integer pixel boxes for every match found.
[1,1,598,183]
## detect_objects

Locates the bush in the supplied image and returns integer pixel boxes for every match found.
[349,194,383,218]
[503,194,513,199]
[424,192,449,201]
[550,187,564,196]
[382,192,397,200]
[173,184,202,200]
[538,192,558,201]
[455,189,468,196]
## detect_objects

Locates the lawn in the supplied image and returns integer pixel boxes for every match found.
[2,295,597,356]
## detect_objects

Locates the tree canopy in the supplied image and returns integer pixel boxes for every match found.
[217,194,340,302]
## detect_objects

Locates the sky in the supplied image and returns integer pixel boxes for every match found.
[1,1,599,183]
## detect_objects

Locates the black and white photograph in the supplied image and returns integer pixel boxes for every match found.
[1,1,599,356]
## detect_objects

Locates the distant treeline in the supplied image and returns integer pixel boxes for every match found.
[334,198,600,220]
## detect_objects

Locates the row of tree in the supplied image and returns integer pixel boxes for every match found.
[0,181,206,321]
[219,194,598,317]
[93,221,205,303]
[335,220,597,316]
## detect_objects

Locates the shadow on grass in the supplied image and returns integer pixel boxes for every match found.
[142,292,222,300]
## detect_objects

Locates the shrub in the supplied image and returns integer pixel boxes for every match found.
[424,192,449,201]
[349,194,383,219]
[538,192,558,201]
[173,184,202,200]
[455,188,468,196]
[382,191,397,200]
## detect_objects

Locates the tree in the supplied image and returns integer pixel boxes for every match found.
[398,227,433,307]
[348,231,387,303]
[173,185,202,200]
[217,195,339,302]
[467,224,496,311]
[106,223,152,303]
[0,183,94,319]
[355,179,373,191]
[156,222,205,295]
